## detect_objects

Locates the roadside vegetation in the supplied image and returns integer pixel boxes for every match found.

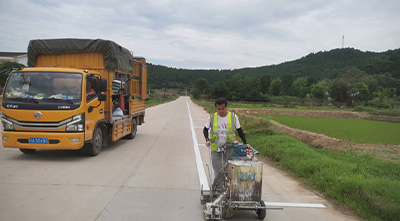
[193,99,400,221]
[145,89,180,108]
[249,133,400,221]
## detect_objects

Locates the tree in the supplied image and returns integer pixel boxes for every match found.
[191,88,201,99]
[292,77,309,98]
[330,67,369,104]
[0,62,25,88]
[281,75,293,94]
[192,78,209,96]
[270,78,283,96]
[311,79,331,100]
[210,81,228,99]
[351,82,370,103]
[240,76,262,101]
[227,74,243,100]
[260,75,271,93]
[311,82,326,99]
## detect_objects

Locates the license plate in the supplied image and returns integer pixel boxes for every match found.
[29,138,49,144]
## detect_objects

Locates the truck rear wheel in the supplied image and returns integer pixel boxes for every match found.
[124,118,137,139]
[85,127,102,156]
[19,149,36,154]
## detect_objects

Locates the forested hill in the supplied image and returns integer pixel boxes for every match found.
[147,47,400,89]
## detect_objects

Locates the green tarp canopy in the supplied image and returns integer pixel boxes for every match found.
[28,38,134,73]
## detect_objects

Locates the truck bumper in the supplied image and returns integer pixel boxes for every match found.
[2,131,85,150]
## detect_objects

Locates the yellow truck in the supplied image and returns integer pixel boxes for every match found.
[1,39,147,156]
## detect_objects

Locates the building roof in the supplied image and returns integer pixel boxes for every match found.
[0,52,27,57]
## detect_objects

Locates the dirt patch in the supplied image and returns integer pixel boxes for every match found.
[233,108,400,163]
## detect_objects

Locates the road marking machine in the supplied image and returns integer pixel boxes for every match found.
[201,143,279,220]
[200,142,327,220]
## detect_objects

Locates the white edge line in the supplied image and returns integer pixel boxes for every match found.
[265,202,326,208]
[187,98,210,191]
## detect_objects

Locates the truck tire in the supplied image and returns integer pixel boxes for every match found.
[85,127,102,156]
[19,148,36,154]
[124,118,137,139]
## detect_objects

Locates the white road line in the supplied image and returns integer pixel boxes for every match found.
[186,98,210,191]
[265,202,326,208]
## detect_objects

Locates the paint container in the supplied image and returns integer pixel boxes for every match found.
[228,160,263,202]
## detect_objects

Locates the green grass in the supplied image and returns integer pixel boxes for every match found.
[145,95,179,108]
[249,134,400,221]
[258,115,400,145]
[191,99,215,113]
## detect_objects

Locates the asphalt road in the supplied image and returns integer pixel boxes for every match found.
[0,97,358,221]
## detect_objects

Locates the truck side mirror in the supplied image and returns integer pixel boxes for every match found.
[100,79,107,92]
[98,94,107,101]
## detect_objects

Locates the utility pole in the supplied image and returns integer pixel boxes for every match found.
[342,35,345,48]
[163,82,166,101]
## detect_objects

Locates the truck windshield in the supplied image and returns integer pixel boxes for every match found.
[3,72,82,101]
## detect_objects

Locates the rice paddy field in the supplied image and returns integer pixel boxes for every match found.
[258,115,400,145]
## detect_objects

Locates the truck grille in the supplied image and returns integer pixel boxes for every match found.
[7,117,73,130]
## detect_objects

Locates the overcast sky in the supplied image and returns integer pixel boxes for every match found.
[1,0,399,69]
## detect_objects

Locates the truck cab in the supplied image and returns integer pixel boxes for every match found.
[1,39,147,156]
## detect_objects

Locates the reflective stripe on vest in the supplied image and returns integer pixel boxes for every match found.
[209,111,236,151]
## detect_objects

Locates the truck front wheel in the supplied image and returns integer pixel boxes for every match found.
[85,127,102,156]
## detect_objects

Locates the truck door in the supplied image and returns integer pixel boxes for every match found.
[85,77,103,141]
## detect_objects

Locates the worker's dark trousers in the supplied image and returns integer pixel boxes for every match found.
[211,150,224,190]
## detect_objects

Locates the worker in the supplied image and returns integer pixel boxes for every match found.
[203,97,251,192]
[112,100,123,119]
[86,81,96,98]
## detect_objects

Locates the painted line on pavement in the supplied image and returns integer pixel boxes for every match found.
[265,202,326,208]
[186,98,210,191]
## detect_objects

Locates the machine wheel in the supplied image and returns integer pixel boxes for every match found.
[19,148,36,154]
[85,127,102,156]
[256,200,266,220]
[222,205,234,219]
[124,118,137,139]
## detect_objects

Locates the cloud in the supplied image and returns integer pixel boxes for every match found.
[1,0,399,69]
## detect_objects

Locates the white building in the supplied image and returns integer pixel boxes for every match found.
[0,52,27,66]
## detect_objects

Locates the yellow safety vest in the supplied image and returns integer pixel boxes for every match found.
[209,111,236,151]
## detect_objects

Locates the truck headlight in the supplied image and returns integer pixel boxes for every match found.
[1,116,15,131]
[66,113,84,132]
